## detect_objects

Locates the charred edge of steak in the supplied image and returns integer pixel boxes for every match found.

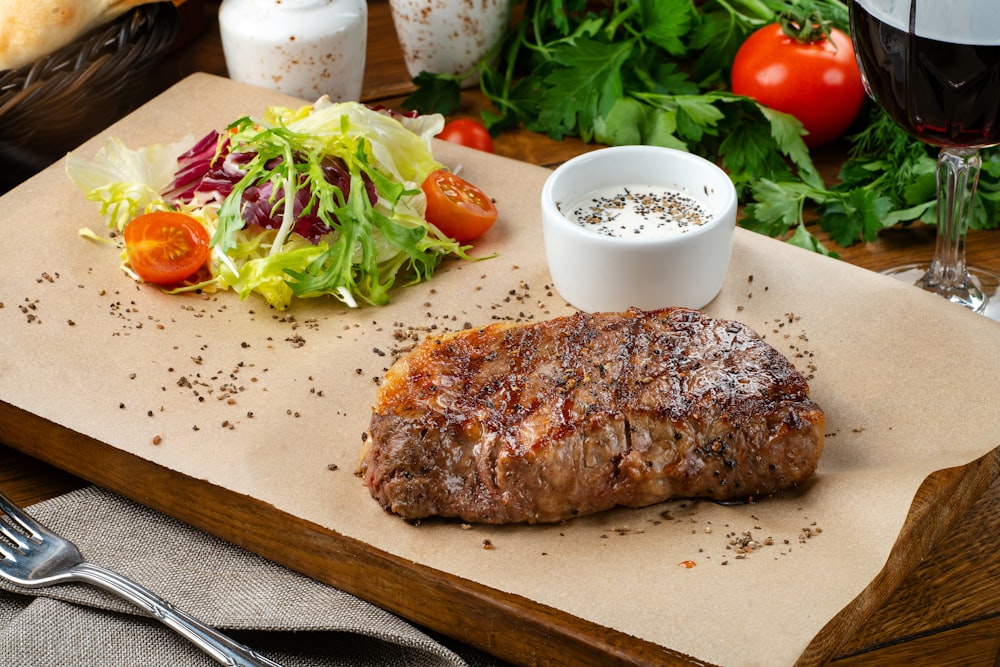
[360,307,825,524]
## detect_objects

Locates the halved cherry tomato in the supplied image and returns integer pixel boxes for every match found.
[437,119,495,153]
[421,170,498,243]
[123,211,211,285]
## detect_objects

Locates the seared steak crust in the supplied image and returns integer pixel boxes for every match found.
[360,308,825,524]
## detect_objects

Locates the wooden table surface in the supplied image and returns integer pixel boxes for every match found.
[2,2,999,665]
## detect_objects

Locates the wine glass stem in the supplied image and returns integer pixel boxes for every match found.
[917,147,985,310]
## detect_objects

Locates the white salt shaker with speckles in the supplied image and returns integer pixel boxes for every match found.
[389,0,510,83]
[219,0,367,102]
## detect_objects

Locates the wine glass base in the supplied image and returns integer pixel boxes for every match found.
[882,262,1000,322]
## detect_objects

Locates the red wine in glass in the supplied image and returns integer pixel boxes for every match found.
[850,0,1000,319]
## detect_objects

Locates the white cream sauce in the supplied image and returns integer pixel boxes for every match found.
[561,185,710,239]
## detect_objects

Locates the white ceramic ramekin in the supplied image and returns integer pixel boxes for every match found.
[540,145,737,313]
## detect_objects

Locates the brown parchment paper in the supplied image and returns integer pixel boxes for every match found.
[2,74,1000,667]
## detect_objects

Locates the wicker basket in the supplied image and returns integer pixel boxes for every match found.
[0,3,180,193]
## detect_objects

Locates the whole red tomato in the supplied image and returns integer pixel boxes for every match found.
[731,21,866,148]
[437,118,495,153]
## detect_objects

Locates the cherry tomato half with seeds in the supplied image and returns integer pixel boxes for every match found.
[421,170,498,243]
[731,22,866,148]
[123,211,211,285]
[437,119,495,153]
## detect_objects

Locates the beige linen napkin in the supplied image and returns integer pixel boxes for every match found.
[0,486,504,667]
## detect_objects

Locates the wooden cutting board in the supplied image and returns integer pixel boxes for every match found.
[2,74,999,666]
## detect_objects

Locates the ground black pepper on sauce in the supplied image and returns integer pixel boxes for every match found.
[562,185,710,238]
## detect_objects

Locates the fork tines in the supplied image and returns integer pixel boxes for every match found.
[0,492,41,560]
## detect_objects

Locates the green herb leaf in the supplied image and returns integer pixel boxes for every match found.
[593,97,646,146]
[787,222,839,257]
[642,0,697,56]
[403,72,463,115]
[819,187,895,246]
[535,37,634,141]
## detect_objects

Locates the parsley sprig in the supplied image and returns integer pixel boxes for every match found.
[403,0,999,256]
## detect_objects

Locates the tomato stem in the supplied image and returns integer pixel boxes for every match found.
[778,10,833,44]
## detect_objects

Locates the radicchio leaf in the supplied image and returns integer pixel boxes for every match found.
[164,132,378,243]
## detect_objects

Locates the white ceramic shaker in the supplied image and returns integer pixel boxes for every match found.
[219,0,368,102]
[389,0,511,83]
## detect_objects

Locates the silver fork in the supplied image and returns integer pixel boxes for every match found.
[0,491,283,666]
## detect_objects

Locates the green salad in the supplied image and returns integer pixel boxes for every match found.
[67,100,485,309]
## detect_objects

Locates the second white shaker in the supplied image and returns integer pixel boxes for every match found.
[219,0,368,102]
[390,0,510,83]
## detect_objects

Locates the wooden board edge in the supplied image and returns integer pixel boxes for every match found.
[796,447,1000,666]
[831,612,1000,665]
[0,400,714,667]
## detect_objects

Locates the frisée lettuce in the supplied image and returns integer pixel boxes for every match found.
[66,99,480,309]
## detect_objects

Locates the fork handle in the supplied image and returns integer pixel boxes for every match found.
[70,562,283,667]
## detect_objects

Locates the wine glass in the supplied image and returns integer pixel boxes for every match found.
[850,0,1000,320]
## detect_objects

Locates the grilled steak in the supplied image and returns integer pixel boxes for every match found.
[359,307,825,524]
